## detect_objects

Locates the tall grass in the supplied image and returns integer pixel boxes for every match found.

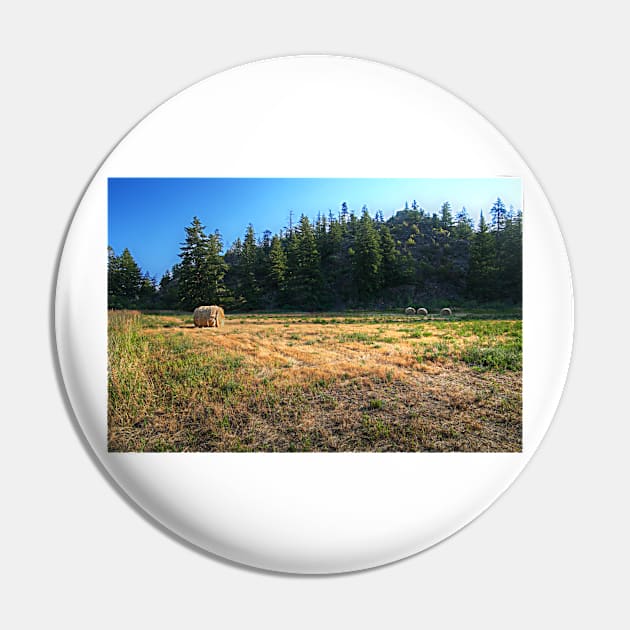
[108,310,522,452]
[108,311,152,423]
[108,310,247,430]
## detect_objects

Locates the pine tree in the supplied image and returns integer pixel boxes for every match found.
[158,268,181,309]
[379,225,399,288]
[346,208,359,248]
[177,217,227,310]
[262,230,273,250]
[468,211,498,300]
[490,197,507,235]
[325,215,345,306]
[256,230,273,305]
[107,246,122,308]
[499,209,522,302]
[268,234,287,303]
[340,201,349,224]
[315,213,335,307]
[107,246,145,308]
[138,272,157,308]
[440,201,454,230]
[111,190,523,314]
[353,208,382,300]
[489,198,519,301]
[223,237,242,307]
[178,217,208,309]
[398,251,416,285]
[208,230,229,302]
[454,207,474,239]
[238,224,260,309]
[286,215,322,309]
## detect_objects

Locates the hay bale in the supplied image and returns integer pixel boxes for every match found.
[440,307,452,316]
[405,306,416,315]
[416,307,428,316]
[193,305,225,328]
[212,305,226,328]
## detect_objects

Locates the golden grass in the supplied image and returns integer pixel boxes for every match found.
[108,311,522,452]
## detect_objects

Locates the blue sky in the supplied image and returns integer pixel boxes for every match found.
[108,178,522,278]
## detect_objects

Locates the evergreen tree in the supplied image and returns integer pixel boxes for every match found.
[490,197,507,235]
[286,215,322,309]
[237,224,260,309]
[490,198,519,301]
[110,193,523,313]
[177,217,227,310]
[107,246,145,308]
[440,201,454,230]
[498,209,522,302]
[268,234,287,302]
[353,208,382,300]
[158,268,181,309]
[315,213,335,307]
[468,211,498,300]
[261,229,273,253]
[287,210,295,236]
[325,215,345,306]
[107,246,121,308]
[379,225,399,287]
[208,230,229,302]
[398,251,416,285]
[340,201,349,224]
[223,237,243,308]
[348,208,359,239]
[138,272,158,308]
[454,207,474,239]
[256,230,273,305]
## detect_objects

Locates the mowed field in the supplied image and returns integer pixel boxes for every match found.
[108,310,522,452]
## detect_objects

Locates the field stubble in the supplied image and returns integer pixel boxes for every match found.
[108,310,522,452]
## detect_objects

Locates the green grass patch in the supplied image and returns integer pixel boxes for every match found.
[417,341,452,363]
[338,331,378,344]
[460,342,522,371]
[368,398,385,410]
[361,415,390,439]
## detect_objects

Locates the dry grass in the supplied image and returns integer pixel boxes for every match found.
[108,310,522,452]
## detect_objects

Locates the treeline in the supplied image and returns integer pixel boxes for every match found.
[108,198,522,311]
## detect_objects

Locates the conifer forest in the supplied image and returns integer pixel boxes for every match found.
[108,198,522,312]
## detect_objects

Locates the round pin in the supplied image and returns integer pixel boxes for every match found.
[55,55,573,574]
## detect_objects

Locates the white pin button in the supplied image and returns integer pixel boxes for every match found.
[55,55,573,574]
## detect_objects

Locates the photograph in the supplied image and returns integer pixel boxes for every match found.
[108,177,522,452]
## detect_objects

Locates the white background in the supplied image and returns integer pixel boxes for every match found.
[1,1,627,628]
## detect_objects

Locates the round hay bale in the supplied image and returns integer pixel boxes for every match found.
[405,306,416,315]
[193,305,225,328]
[213,305,226,328]
[440,307,452,316]
[416,307,428,316]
